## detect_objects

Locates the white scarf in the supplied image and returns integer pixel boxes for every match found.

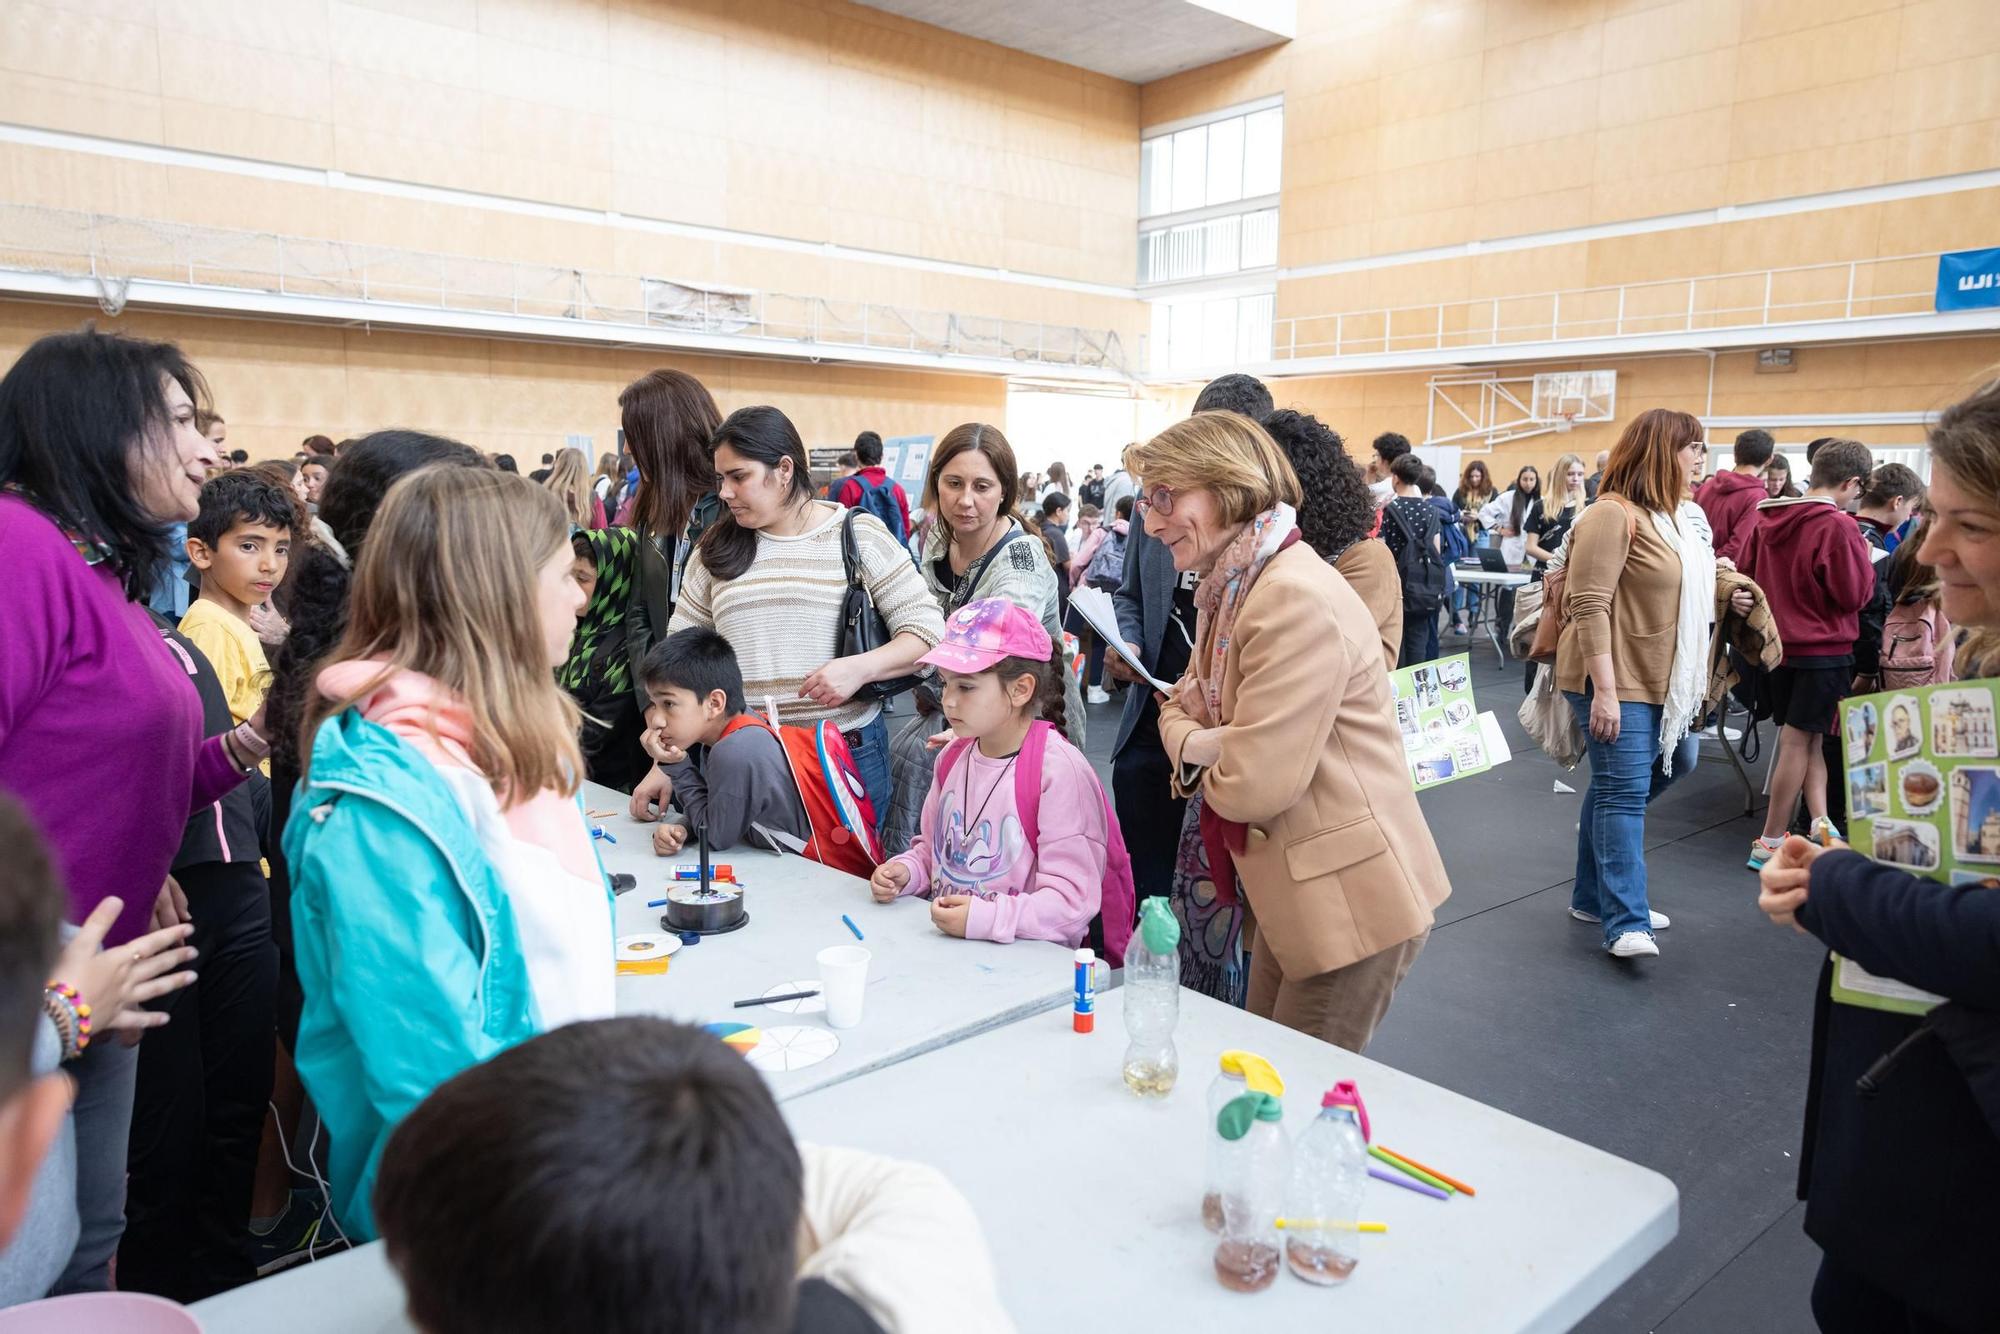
[1652,501,1715,777]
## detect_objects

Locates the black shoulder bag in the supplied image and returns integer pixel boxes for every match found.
[838,508,928,702]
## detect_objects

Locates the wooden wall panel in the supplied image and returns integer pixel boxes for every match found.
[0,299,1010,461]
[6,0,1140,290]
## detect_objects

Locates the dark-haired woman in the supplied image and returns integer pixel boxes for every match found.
[663,406,942,824]
[0,330,259,1292]
[616,372,725,819]
[1262,408,1401,669]
[881,423,1083,855]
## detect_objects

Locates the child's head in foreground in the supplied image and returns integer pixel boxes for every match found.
[374,1016,804,1334]
[642,626,748,752]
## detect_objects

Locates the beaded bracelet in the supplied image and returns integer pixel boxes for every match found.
[44,983,91,1061]
[41,991,75,1061]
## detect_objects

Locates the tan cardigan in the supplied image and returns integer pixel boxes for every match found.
[1333,537,1403,671]
[1158,543,1451,978]
[1555,498,1682,704]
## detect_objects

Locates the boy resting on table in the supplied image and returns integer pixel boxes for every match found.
[635,627,811,857]
[374,1016,1014,1334]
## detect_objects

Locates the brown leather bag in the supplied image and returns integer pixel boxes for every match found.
[1525,497,1636,667]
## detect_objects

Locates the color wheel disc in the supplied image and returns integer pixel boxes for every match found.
[704,1021,762,1054]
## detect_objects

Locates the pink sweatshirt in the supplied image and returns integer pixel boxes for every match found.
[889,731,1108,948]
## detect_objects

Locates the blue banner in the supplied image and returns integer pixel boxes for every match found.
[1937,247,2000,311]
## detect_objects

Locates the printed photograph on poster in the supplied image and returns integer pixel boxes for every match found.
[1425,718,1449,742]
[1440,659,1469,691]
[1950,767,2000,863]
[1949,870,2000,888]
[1932,688,1999,758]
[1898,759,1943,817]
[1395,696,1420,735]
[1444,699,1474,727]
[1845,700,1878,765]
[1414,666,1441,710]
[1414,754,1456,785]
[1886,695,1923,761]
[1453,737,1486,771]
[1872,817,1941,871]
[1848,762,1889,821]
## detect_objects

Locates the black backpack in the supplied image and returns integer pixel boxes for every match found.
[1384,502,1448,613]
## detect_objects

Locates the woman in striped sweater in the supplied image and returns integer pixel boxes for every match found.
[663,406,943,825]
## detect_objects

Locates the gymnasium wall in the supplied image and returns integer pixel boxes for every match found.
[0,301,1009,461]
[0,0,1146,339]
[1143,0,2000,459]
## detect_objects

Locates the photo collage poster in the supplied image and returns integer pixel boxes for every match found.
[1838,679,2000,1013]
[1389,653,1493,790]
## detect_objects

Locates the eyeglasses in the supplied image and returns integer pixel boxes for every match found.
[1139,483,1177,517]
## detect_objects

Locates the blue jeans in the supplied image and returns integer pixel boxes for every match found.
[847,712,893,836]
[1564,688,1699,947]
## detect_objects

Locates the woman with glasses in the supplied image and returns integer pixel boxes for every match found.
[1558,416,1744,959]
[1139,411,1451,1053]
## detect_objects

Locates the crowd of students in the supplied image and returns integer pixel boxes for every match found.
[0,321,1994,1332]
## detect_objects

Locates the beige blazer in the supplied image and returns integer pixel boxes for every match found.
[1332,537,1402,671]
[1158,543,1451,978]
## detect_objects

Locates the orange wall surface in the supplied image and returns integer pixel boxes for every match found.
[0,0,1145,339]
[0,300,1008,462]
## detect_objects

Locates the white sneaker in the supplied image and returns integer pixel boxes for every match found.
[1608,931,1659,958]
[1570,907,1671,930]
[1085,686,1112,705]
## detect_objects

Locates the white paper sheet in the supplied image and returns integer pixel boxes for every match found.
[1069,586,1176,693]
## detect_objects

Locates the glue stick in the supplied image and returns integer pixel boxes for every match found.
[1073,948,1097,1034]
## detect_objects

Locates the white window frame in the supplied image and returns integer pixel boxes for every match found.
[1138,95,1282,291]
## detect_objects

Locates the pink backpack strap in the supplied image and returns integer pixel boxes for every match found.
[933,734,978,788]
[1013,720,1050,850]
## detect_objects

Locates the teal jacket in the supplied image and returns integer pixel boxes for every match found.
[283,707,609,1241]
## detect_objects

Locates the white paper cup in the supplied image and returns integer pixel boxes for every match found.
[816,945,871,1029]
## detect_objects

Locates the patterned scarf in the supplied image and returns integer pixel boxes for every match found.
[557,527,638,699]
[1164,502,1298,1007]
[1179,502,1301,729]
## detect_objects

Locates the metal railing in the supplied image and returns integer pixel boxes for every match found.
[1267,252,1946,362]
[0,204,1135,376]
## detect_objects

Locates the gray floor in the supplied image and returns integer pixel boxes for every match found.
[1076,642,1825,1333]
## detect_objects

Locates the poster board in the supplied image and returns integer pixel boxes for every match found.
[883,434,933,490]
[1837,680,2000,1013]
[1389,653,1497,789]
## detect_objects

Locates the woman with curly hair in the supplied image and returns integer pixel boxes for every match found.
[1261,409,1401,670]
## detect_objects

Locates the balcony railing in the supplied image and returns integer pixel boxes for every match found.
[0,204,1135,376]
[1268,252,1948,362]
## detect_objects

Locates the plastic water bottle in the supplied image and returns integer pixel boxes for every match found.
[1211,1091,1289,1293]
[1121,897,1181,1098]
[1202,1049,1284,1231]
[1281,1080,1371,1285]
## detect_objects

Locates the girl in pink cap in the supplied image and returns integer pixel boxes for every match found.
[870,598,1135,961]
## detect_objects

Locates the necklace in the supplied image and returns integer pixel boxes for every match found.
[959,743,1020,844]
[945,519,1011,609]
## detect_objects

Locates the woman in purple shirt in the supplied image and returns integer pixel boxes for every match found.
[0,330,265,1291]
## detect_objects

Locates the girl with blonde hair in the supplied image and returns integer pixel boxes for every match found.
[287,466,610,1242]
[545,447,604,531]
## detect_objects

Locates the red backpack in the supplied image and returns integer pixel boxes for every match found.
[1881,599,1954,689]
[933,720,1136,967]
[719,712,884,878]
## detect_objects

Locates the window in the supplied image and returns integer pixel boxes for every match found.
[1139,100,1281,373]
[1150,291,1275,376]
[1139,100,1282,221]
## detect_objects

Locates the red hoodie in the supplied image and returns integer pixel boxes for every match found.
[1737,496,1878,660]
[1695,468,1766,565]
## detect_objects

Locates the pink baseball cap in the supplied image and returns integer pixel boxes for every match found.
[920,597,1053,674]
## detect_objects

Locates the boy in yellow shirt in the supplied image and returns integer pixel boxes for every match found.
[179,470,293,726]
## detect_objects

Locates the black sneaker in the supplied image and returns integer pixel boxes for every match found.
[249,1186,332,1276]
